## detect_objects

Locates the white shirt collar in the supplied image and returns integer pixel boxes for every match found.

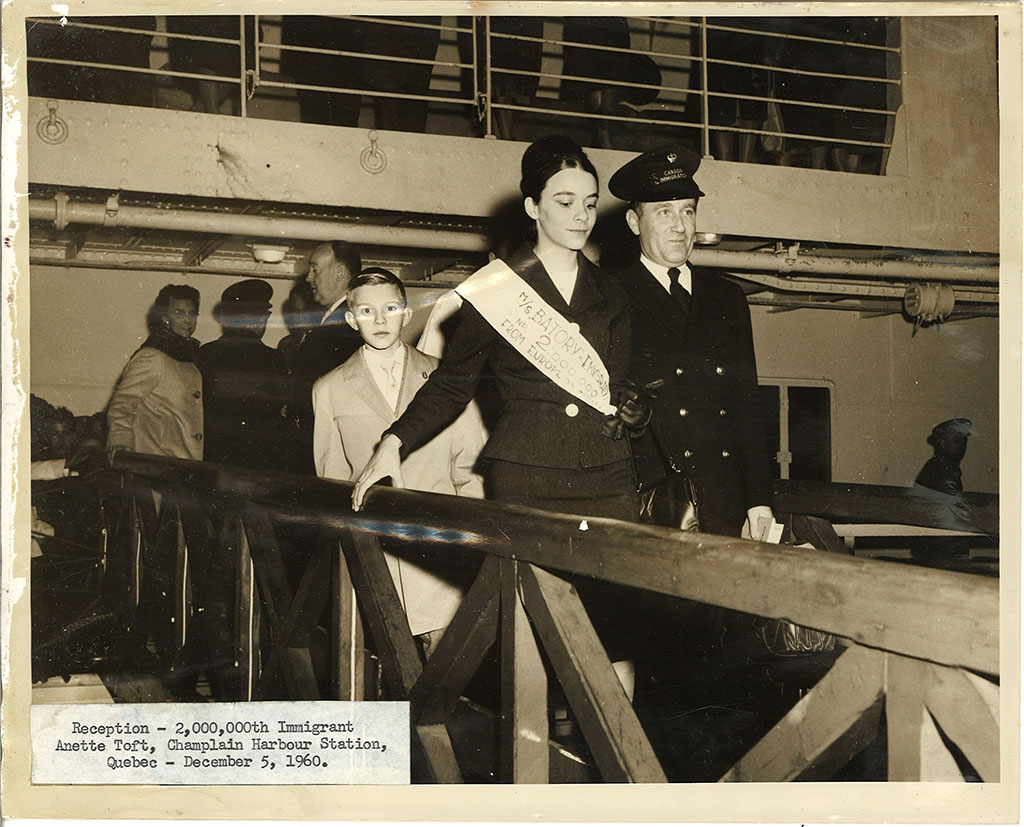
[321,294,347,325]
[640,253,691,295]
[361,341,404,369]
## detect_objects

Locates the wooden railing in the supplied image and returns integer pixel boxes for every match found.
[103,451,1000,783]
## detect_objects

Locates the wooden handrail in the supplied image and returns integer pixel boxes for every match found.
[111,452,999,675]
[773,479,999,536]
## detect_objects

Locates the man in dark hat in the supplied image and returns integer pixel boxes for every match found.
[608,146,774,540]
[910,418,973,566]
[197,279,290,469]
[915,418,972,495]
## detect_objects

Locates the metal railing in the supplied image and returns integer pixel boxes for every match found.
[26,15,900,170]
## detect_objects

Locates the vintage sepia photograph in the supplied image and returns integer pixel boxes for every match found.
[2,0,1020,821]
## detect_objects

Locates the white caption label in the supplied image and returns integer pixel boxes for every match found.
[31,701,409,784]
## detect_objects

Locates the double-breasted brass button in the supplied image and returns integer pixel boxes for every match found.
[675,367,684,376]
[683,449,693,458]
[719,408,727,416]
[679,408,688,417]
[722,450,730,458]
[565,403,579,417]
[195,433,203,441]
[715,366,724,375]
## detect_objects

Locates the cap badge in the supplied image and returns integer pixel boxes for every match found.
[667,152,677,163]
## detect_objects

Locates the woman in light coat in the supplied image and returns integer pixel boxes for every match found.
[107,284,204,460]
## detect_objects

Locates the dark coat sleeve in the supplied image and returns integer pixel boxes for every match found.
[386,299,497,455]
[389,251,633,472]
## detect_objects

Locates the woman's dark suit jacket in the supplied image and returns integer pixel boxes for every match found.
[388,246,633,484]
[617,259,772,536]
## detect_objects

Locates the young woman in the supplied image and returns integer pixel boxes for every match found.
[107,284,204,461]
[352,134,641,519]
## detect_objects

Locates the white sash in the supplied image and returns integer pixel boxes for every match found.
[455,258,616,416]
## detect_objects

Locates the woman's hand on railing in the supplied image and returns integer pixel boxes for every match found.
[352,434,405,511]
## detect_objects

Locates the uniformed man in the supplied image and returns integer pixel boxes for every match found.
[290,241,363,473]
[197,279,290,470]
[915,418,971,495]
[608,146,774,539]
[911,417,973,565]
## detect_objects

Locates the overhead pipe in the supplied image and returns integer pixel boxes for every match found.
[29,194,999,285]
[687,248,998,284]
[30,194,490,253]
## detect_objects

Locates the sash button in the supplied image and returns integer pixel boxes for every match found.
[565,403,579,417]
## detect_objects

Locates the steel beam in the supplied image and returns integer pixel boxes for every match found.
[27,97,997,254]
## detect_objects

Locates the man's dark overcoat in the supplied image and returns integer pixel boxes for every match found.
[617,259,772,536]
[196,333,290,469]
[290,303,363,473]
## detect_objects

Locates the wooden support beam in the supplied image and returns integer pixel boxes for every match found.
[411,556,501,726]
[340,529,463,783]
[500,559,549,784]
[125,498,144,628]
[721,645,885,782]
[886,654,964,781]
[172,506,188,656]
[124,490,160,633]
[333,537,365,701]
[143,502,186,666]
[339,531,421,698]
[242,506,320,700]
[922,664,999,782]
[519,564,666,784]
[231,514,258,701]
[888,650,999,781]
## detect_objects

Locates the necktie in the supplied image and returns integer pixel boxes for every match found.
[668,267,691,318]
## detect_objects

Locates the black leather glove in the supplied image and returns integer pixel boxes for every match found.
[602,379,663,440]
[601,414,626,441]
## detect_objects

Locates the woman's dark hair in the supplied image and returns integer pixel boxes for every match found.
[349,267,407,306]
[519,134,598,202]
[148,283,200,332]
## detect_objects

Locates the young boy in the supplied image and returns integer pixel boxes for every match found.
[312,268,485,656]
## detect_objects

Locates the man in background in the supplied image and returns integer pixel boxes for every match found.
[290,241,363,473]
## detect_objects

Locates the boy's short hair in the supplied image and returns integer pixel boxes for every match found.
[348,267,407,307]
